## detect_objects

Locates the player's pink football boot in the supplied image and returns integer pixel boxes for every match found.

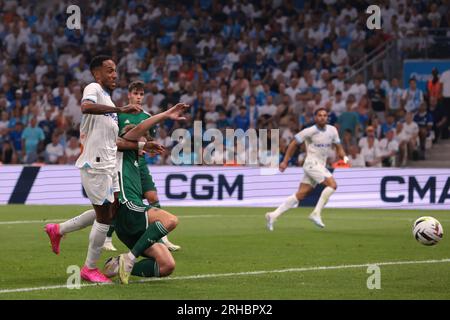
[45,223,63,255]
[81,266,112,283]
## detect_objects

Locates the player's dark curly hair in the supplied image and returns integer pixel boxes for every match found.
[89,55,113,73]
[128,80,145,92]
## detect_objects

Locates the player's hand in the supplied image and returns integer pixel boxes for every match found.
[165,103,190,121]
[143,141,165,155]
[119,104,143,114]
[279,161,288,172]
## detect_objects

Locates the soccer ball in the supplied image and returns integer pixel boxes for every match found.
[412,216,443,246]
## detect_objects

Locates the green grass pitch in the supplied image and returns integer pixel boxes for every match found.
[0,205,449,300]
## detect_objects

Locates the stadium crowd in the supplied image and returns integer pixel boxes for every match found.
[0,0,449,168]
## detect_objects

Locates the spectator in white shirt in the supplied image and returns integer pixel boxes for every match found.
[65,136,81,165]
[330,41,348,66]
[166,44,183,74]
[331,91,346,117]
[379,129,399,167]
[349,74,367,103]
[348,144,366,168]
[259,95,277,117]
[45,133,64,164]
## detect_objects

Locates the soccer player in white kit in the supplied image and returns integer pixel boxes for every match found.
[46,55,142,283]
[266,108,348,230]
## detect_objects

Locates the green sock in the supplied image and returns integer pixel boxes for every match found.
[106,225,115,237]
[131,221,168,257]
[131,258,160,277]
[151,201,161,208]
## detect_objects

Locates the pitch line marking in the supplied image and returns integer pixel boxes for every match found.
[0,215,449,225]
[0,258,449,295]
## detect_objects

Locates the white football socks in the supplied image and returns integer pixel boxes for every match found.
[59,209,96,235]
[313,186,335,216]
[85,220,110,269]
[271,194,299,219]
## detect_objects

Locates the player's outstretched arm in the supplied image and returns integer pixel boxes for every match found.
[280,140,299,172]
[81,100,142,114]
[335,143,349,163]
[117,135,165,155]
[123,103,190,141]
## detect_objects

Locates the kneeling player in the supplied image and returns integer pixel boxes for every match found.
[110,108,190,284]
[265,108,348,230]
[103,81,180,252]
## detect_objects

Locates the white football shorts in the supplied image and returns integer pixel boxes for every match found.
[80,169,120,205]
[301,159,332,187]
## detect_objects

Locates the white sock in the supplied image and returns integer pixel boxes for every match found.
[313,187,335,216]
[127,252,136,261]
[59,209,96,235]
[84,220,109,269]
[161,235,169,243]
[104,236,113,243]
[271,194,299,219]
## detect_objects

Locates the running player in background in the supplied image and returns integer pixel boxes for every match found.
[45,55,142,283]
[103,80,181,252]
[265,108,348,231]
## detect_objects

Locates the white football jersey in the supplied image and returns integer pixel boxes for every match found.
[75,82,119,174]
[294,124,341,167]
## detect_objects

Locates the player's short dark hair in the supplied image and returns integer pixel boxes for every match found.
[314,107,328,115]
[128,80,145,93]
[89,55,113,73]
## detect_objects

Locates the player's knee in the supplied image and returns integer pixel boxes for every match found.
[159,260,176,277]
[165,214,178,231]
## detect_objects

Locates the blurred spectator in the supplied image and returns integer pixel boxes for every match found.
[402,78,424,113]
[414,102,434,153]
[8,122,24,160]
[234,105,250,131]
[429,96,448,141]
[1,140,17,164]
[65,136,81,165]
[368,78,387,123]
[387,78,403,119]
[21,117,45,164]
[361,133,382,168]
[379,129,399,167]
[337,95,359,137]
[397,113,419,165]
[425,68,443,104]
[348,145,366,168]
[45,133,65,164]
[359,125,380,151]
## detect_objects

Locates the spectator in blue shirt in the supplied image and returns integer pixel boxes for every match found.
[21,117,45,164]
[234,105,250,131]
[9,122,24,159]
[414,102,434,152]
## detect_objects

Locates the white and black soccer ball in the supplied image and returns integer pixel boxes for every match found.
[413,216,444,246]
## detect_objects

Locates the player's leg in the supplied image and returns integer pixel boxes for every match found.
[131,243,175,277]
[117,204,178,284]
[265,181,314,231]
[309,170,337,228]
[140,160,181,251]
[144,189,181,251]
[103,225,117,251]
[45,209,96,254]
[80,171,119,283]
[104,243,175,279]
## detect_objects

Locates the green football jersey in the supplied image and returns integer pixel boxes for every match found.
[117,112,155,205]
[118,112,156,138]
